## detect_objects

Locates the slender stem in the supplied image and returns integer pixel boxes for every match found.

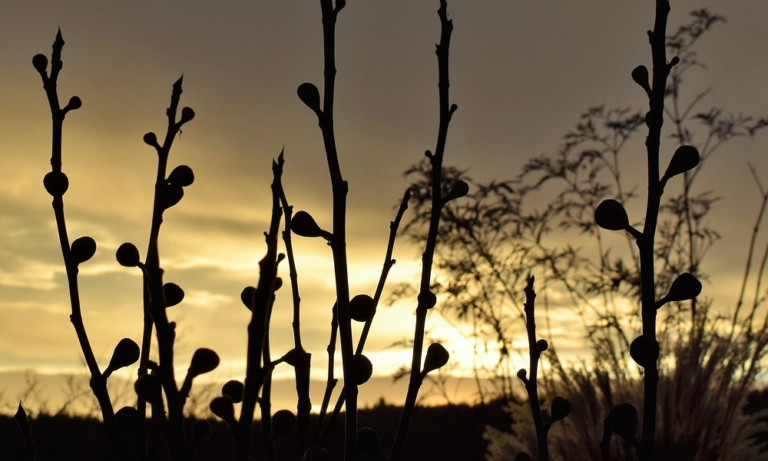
[390,3,455,460]
[521,277,548,461]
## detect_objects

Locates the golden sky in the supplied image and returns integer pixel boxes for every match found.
[1,0,768,412]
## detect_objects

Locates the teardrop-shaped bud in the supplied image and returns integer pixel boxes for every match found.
[516,368,527,381]
[349,354,373,385]
[423,343,449,374]
[163,282,185,307]
[348,294,376,322]
[71,236,97,264]
[222,380,245,403]
[297,83,321,113]
[209,396,236,424]
[115,406,139,430]
[134,374,163,406]
[605,403,638,441]
[536,339,549,353]
[664,145,700,180]
[272,409,297,438]
[444,180,469,201]
[192,420,212,442]
[143,132,159,148]
[32,54,48,74]
[168,165,195,187]
[188,348,220,377]
[43,171,69,197]
[662,272,702,305]
[594,199,629,231]
[106,338,140,374]
[631,65,650,91]
[179,107,195,124]
[273,277,283,292]
[160,183,184,209]
[116,243,141,267]
[66,96,82,111]
[357,427,381,456]
[514,452,533,461]
[291,211,324,238]
[302,446,334,461]
[630,335,659,368]
[550,396,572,423]
[241,286,256,310]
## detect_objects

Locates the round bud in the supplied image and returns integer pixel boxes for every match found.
[160,183,184,209]
[192,420,212,442]
[418,291,437,309]
[272,409,297,438]
[134,374,163,406]
[32,54,48,74]
[357,427,381,456]
[209,396,236,424]
[241,286,256,310]
[302,447,333,461]
[349,355,373,385]
[66,96,82,111]
[143,132,159,148]
[516,368,527,381]
[71,236,97,264]
[550,396,572,423]
[536,339,549,353]
[273,277,283,292]
[168,165,195,187]
[594,199,629,231]
[631,65,649,90]
[605,402,638,441]
[43,171,69,197]
[297,83,321,113]
[291,211,324,238]
[423,343,449,374]
[188,348,220,377]
[663,272,702,304]
[116,243,141,267]
[630,335,659,368]
[348,294,376,322]
[163,282,185,307]
[179,107,195,124]
[222,380,245,404]
[106,338,140,374]
[115,406,139,430]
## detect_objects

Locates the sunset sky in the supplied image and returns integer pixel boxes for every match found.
[1,1,767,413]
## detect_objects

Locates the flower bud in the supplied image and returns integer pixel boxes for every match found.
[222,380,245,403]
[160,183,184,209]
[188,348,220,377]
[116,243,141,267]
[43,171,69,197]
[594,199,629,231]
[134,374,163,406]
[272,409,297,438]
[297,83,321,113]
[115,406,139,430]
[357,427,381,456]
[291,211,324,238]
[423,343,449,374]
[32,54,48,74]
[348,294,376,322]
[192,420,212,442]
[663,272,702,304]
[106,338,140,375]
[209,396,236,425]
[536,339,549,352]
[550,396,572,423]
[163,282,185,307]
[71,236,97,264]
[664,145,700,180]
[143,132,159,148]
[179,107,195,124]
[631,65,650,92]
[444,180,469,201]
[418,291,437,309]
[66,96,82,111]
[605,402,638,441]
[168,165,195,187]
[241,286,256,310]
[349,354,373,385]
[630,335,659,368]
[516,368,527,381]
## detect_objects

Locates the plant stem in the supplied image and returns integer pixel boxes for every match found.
[521,276,549,461]
[390,2,455,460]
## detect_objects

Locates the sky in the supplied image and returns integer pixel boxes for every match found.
[1,0,768,414]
